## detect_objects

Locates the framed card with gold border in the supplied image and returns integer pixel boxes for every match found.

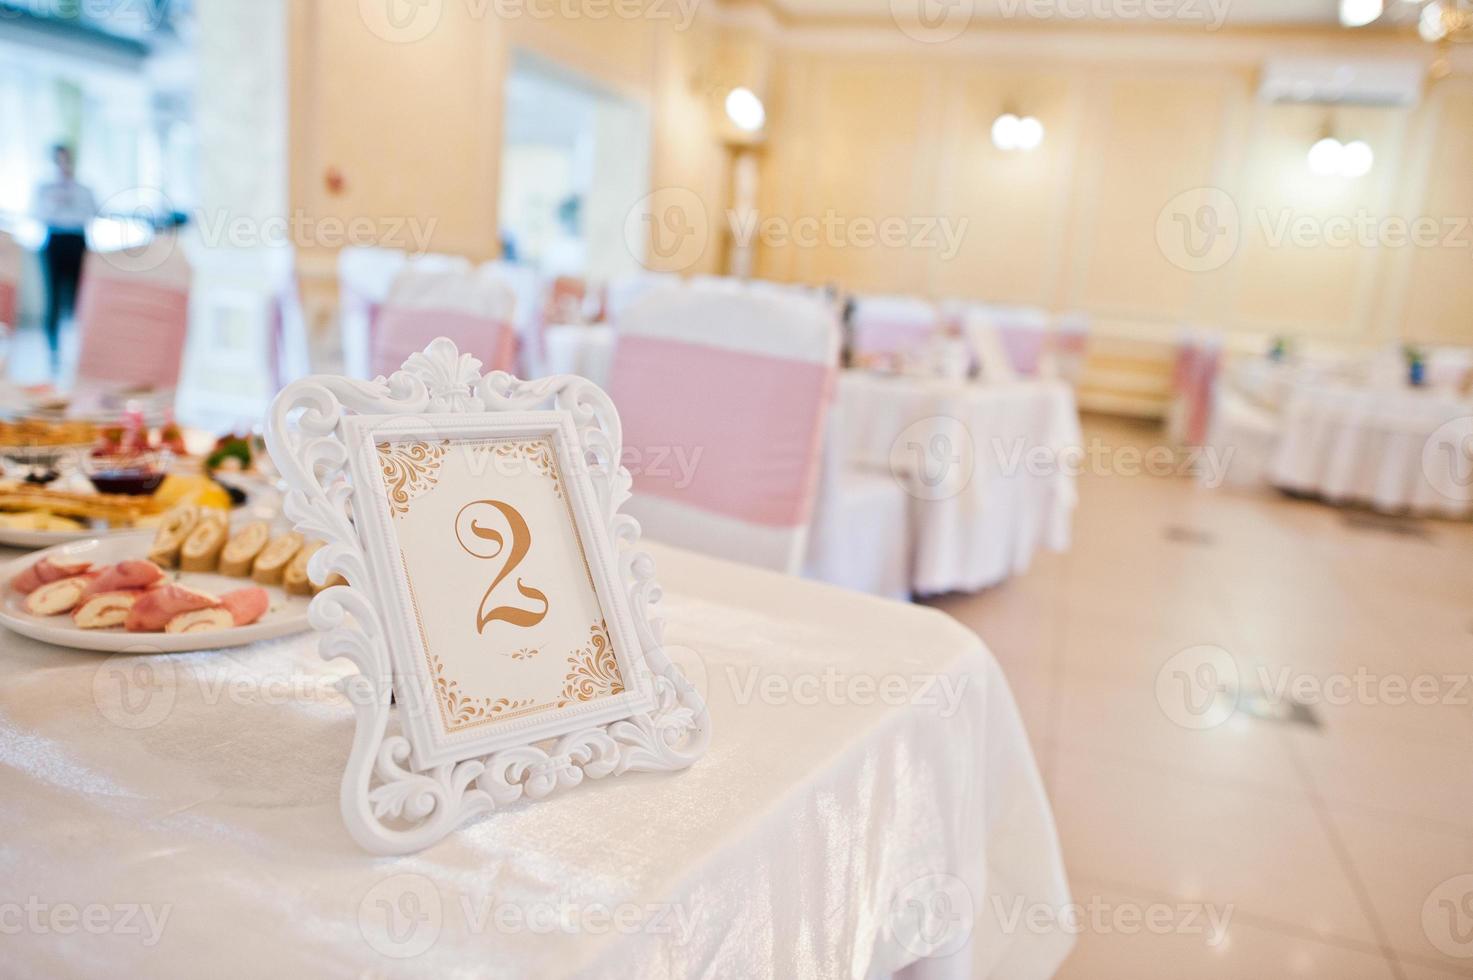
[267,339,709,854]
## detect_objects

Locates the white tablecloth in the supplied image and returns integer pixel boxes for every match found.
[832,372,1081,596]
[542,325,616,389]
[0,542,1071,978]
[1270,383,1473,517]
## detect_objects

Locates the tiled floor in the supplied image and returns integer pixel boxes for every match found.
[927,415,1473,979]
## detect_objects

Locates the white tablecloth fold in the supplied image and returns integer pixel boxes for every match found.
[834,373,1081,596]
[0,543,1071,979]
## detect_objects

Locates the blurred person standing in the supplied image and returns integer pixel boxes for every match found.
[31,144,96,373]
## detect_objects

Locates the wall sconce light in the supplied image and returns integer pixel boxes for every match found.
[1307,130,1374,178]
[725,87,766,134]
[991,112,1044,151]
[1339,0,1384,27]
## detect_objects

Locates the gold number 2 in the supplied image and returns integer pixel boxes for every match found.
[454,500,550,634]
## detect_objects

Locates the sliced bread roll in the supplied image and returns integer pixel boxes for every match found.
[219,520,270,577]
[283,541,325,596]
[148,505,200,568]
[252,531,304,585]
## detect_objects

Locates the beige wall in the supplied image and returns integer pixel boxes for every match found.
[288,4,1472,348]
[755,27,1473,347]
[287,0,730,328]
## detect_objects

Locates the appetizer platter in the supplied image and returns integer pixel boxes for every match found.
[0,412,274,549]
[0,504,334,652]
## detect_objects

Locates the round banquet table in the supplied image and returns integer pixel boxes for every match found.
[0,541,1072,979]
[1269,383,1473,518]
[833,372,1082,596]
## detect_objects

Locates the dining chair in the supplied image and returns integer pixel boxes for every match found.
[73,236,192,391]
[609,284,839,574]
[963,306,1020,382]
[370,264,517,379]
[338,245,407,379]
[481,260,545,377]
[849,294,939,362]
[0,229,20,331]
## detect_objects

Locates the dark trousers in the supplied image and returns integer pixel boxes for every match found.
[41,231,87,365]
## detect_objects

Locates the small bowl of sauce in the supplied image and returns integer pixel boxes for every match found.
[84,452,170,496]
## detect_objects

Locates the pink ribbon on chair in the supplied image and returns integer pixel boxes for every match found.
[370,306,515,378]
[0,281,16,331]
[609,334,833,527]
[997,326,1048,376]
[1185,347,1220,445]
[853,318,935,358]
[73,276,190,389]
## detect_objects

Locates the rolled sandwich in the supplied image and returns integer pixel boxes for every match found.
[74,591,142,629]
[148,505,200,568]
[219,521,270,577]
[179,510,229,572]
[252,532,303,585]
[283,541,325,596]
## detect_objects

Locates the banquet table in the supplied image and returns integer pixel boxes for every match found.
[832,372,1082,596]
[1270,383,1473,517]
[0,542,1072,979]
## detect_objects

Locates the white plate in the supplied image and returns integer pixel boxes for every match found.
[0,532,312,653]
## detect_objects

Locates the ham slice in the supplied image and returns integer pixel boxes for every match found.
[125,583,220,633]
[82,560,166,598]
[11,558,94,595]
[220,588,270,627]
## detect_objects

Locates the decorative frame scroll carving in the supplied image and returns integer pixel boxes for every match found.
[265,338,711,855]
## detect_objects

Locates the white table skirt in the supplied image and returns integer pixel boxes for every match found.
[0,542,1071,978]
[1270,384,1473,517]
[832,372,1082,596]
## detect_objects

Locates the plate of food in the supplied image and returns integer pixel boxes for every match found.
[0,420,276,549]
[0,505,333,652]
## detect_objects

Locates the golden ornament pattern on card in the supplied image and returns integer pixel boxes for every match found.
[431,654,534,727]
[559,620,624,706]
[377,440,447,517]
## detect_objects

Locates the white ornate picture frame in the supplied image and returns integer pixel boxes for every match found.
[265,339,710,855]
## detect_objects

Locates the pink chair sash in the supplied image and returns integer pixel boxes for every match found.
[1055,332,1088,357]
[1185,348,1220,445]
[0,281,16,331]
[609,334,833,527]
[853,318,935,358]
[997,326,1048,376]
[74,276,190,389]
[370,306,515,378]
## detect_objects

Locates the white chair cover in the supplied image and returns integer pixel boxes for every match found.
[370,264,516,379]
[481,260,545,377]
[609,285,839,573]
[850,294,939,361]
[963,307,1019,383]
[338,245,407,379]
[985,305,1052,378]
[73,237,192,391]
[805,404,913,600]
[604,272,679,326]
